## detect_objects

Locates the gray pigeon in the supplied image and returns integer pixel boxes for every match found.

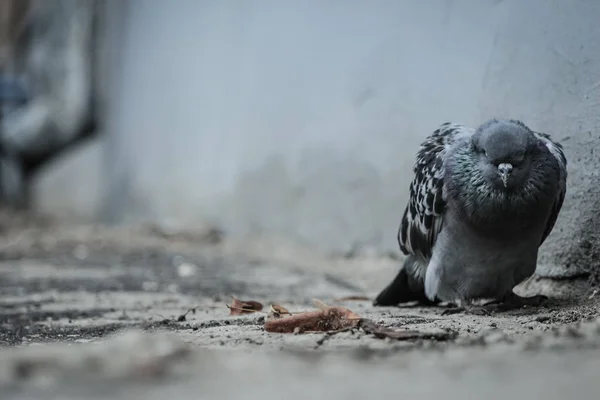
[374,119,567,313]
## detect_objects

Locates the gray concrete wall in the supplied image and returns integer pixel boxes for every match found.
[32,0,600,260]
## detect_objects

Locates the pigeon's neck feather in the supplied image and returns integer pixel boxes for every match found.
[444,145,557,239]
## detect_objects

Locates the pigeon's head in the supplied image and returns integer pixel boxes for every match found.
[471,119,536,190]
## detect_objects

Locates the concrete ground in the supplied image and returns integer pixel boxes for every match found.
[1,210,599,399]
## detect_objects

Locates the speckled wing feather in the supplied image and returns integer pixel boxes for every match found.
[397,123,472,259]
[532,130,568,245]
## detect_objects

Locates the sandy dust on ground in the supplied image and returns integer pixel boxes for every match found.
[0,210,599,399]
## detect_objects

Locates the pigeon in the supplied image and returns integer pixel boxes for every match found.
[373,119,567,313]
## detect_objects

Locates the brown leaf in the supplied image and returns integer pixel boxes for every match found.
[266,304,292,322]
[359,319,456,341]
[264,306,360,334]
[334,295,371,302]
[270,304,291,317]
[227,296,263,316]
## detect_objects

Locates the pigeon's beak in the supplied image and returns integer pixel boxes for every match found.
[498,163,513,187]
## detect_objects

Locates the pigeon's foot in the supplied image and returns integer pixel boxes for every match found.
[441,293,547,316]
[484,292,548,311]
[441,305,491,316]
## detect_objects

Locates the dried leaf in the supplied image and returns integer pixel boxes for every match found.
[264,306,360,334]
[227,296,263,316]
[270,304,291,317]
[266,304,292,322]
[334,295,371,302]
[312,298,329,310]
[359,319,456,341]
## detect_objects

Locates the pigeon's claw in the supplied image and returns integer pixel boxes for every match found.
[483,292,548,310]
[441,305,491,316]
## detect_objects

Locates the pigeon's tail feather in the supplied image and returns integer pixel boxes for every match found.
[373,256,438,306]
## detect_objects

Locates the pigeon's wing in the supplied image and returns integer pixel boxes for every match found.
[533,131,568,245]
[397,123,472,259]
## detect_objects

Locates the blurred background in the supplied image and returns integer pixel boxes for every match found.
[0,0,599,272]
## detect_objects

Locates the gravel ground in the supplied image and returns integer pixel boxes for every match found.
[0,210,599,399]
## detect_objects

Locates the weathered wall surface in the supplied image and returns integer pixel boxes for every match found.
[32,0,600,274]
[476,0,600,279]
